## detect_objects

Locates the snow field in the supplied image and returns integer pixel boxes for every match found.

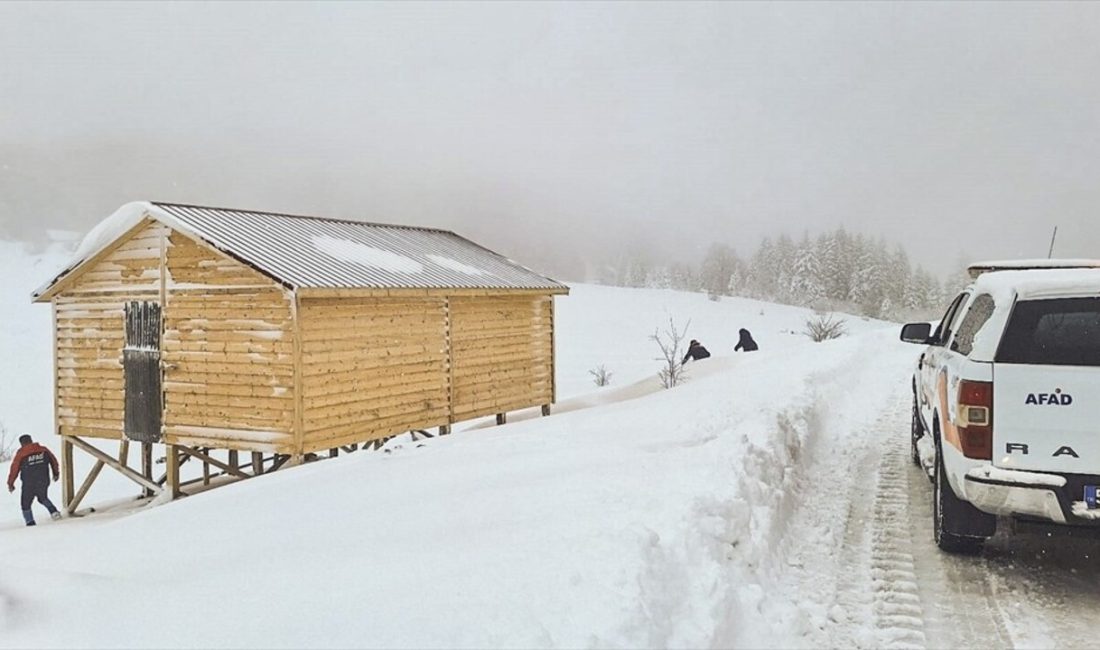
[2,239,912,648]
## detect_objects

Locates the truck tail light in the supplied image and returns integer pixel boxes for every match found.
[957,380,993,460]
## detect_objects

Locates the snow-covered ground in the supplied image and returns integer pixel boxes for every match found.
[2,242,1098,648]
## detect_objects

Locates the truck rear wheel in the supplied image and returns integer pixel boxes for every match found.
[933,439,994,554]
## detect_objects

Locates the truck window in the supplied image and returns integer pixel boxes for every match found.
[996,297,1100,366]
[931,293,968,346]
[951,294,995,356]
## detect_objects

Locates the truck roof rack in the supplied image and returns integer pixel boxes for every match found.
[967,259,1100,279]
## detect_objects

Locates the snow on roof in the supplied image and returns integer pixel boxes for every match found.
[310,235,425,274]
[34,201,568,299]
[971,268,1100,301]
[967,259,1100,279]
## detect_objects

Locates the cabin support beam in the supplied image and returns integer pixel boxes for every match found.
[60,437,74,514]
[177,446,250,480]
[141,442,154,497]
[541,404,551,417]
[68,436,162,495]
[69,459,105,514]
[496,413,506,426]
[165,444,180,500]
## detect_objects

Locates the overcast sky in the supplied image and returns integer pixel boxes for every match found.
[3,2,1100,279]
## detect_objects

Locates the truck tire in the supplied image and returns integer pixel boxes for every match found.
[933,437,994,554]
[910,394,923,467]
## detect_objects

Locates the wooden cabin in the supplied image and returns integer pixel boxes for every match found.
[33,201,569,507]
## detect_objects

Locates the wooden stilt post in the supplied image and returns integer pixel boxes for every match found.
[541,404,551,417]
[202,448,211,486]
[496,413,506,425]
[165,444,180,500]
[61,437,74,514]
[141,442,154,497]
[439,425,450,436]
[69,460,104,514]
[329,448,338,459]
[252,451,263,475]
[228,450,239,473]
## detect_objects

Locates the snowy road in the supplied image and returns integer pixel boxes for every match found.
[775,372,1100,649]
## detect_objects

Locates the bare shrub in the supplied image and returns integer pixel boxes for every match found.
[651,316,691,388]
[804,312,847,342]
[0,421,13,463]
[589,365,613,387]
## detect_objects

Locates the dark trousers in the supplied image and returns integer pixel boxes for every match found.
[20,481,58,524]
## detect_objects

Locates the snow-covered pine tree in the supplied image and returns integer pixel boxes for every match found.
[816,232,840,302]
[727,259,747,297]
[773,234,796,302]
[882,244,912,319]
[669,262,698,291]
[700,243,740,297]
[646,265,672,289]
[790,233,824,306]
[626,256,651,288]
[746,237,776,299]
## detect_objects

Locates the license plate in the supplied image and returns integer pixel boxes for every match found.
[1086,485,1100,509]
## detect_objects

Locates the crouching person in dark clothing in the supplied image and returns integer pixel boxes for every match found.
[734,328,759,352]
[682,339,711,363]
[6,435,61,526]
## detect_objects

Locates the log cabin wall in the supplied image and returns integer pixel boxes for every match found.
[161,231,296,453]
[55,220,169,441]
[51,210,563,459]
[298,296,451,453]
[448,295,554,421]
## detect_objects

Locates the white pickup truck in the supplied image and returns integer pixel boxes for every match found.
[901,260,1100,553]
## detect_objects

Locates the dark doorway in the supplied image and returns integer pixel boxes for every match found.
[123,301,163,442]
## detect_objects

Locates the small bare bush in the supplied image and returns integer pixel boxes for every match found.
[651,316,691,388]
[0,421,13,463]
[589,365,613,387]
[804,312,847,342]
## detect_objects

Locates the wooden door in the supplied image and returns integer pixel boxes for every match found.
[123,301,163,442]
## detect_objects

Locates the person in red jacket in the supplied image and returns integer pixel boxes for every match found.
[6,434,62,526]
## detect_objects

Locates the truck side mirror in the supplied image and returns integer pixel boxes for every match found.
[900,322,932,344]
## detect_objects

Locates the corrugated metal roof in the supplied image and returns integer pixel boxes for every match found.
[145,202,567,291]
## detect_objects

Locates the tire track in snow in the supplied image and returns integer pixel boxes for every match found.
[828,439,878,648]
[868,401,928,650]
[901,436,1013,648]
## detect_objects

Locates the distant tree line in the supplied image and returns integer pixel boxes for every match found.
[600,229,968,321]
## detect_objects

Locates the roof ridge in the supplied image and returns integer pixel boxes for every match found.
[150,201,456,235]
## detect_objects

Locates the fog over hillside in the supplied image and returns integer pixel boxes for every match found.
[5,2,1100,282]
